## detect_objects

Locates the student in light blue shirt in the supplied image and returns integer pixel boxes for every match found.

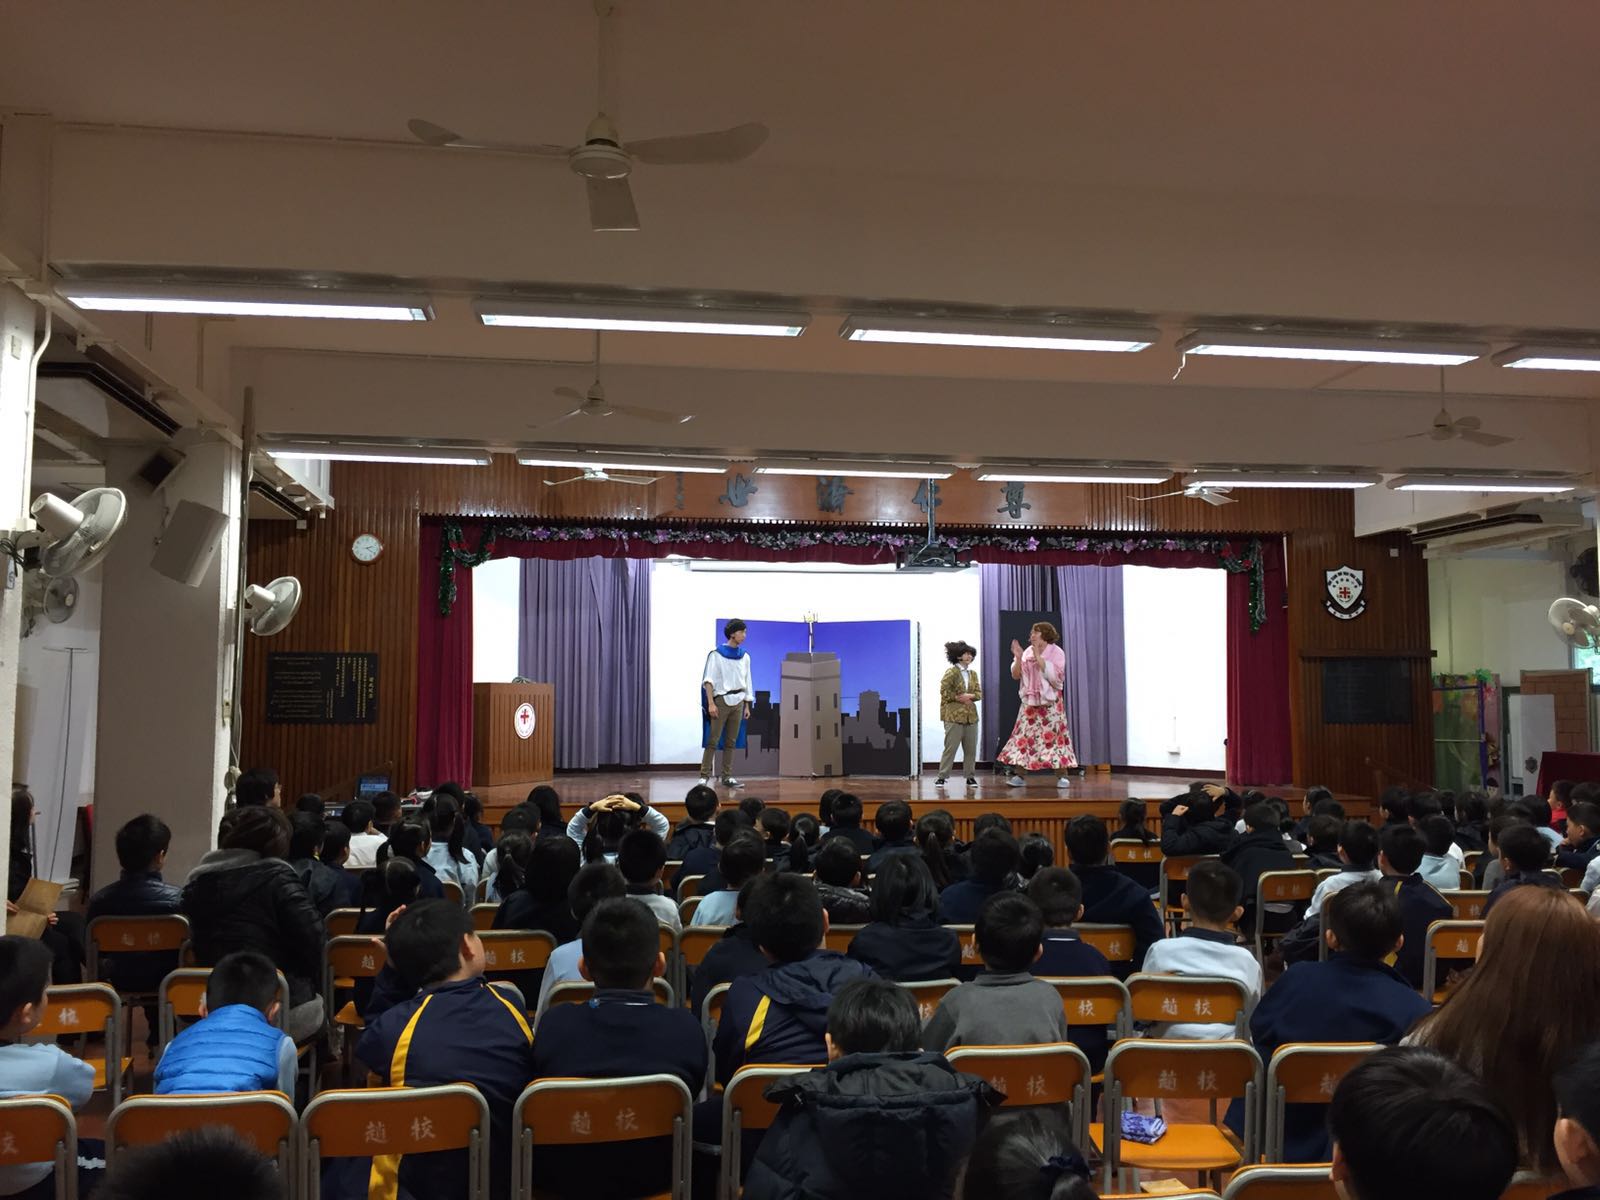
[690,832,769,927]
[424,794,479,905]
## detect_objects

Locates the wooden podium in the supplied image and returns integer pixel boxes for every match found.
[472,683,554,788]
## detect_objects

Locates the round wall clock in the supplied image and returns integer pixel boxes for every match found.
[351,533,384,563]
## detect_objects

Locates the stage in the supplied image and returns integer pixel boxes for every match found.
[477,769,1371,844]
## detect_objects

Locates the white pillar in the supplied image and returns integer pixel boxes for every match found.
[0,284,39,892]
[93,439,241,885]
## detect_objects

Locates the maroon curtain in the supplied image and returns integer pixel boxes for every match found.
[1227,538,1291,785]
[415,521,474,789]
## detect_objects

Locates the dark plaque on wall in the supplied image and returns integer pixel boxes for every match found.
[266,653,379,724]
[1322,657,1411,725]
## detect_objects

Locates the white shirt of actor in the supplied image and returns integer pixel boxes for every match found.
[702,650,753,703]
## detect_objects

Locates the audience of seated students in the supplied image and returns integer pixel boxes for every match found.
[812,836,871,925]
[1220,801,1296,936]
[939,829,1022,924]
[182,805,326,1043]
[1411,885,1600,1175]
[816,787,840,832]
[354,857,422,1020]
[370,789,402,836]
[95,1127,280,1200]
[689,880,768,1016]
[847,853,962,982]
[339,797,388,869]
[957,1109,1097,1200]
[616,829,681,932]
[1485,822,1562,913]
[1549,779,1576,832]
[353,900,534,1200]
[534,862,629,1015]
[569,793,671,865]
[461,792,495,860]
[234,766,282,808]
[1523,794,1565,850]
[1555,1039,1600,1200]
[376,820,446,900]
[1417,813,1463,891]
[494,835,582,941]
[690,830,767,927]
[1109,797,1159,892]
[1559,801,1600,874]
[85,813,184,1026]
[825,791,876,856]
[1062,814,1164,971]
[745,978,1000,1200]
[1141,859,1262,1040]
[917,809,965,889]
[790,813,821,866]
[957,813,1011,875]
[1246,883,1432,1162]
[9,786,85,986]
[1327,1046,1518,1200]
[1016,833,1054,881]
[1025,867,1111,1072]
[1289,784,1335,842]
[482,807,538,895]
[530,899,707,1200]
[288,813,359,917]
[924,894,1070,1052]
[1279,819,1381,963]
[1454,790,1492,852]
[0,936,102,1200]
[153,950,296,1096]
[1378,785,1410,827]
[667,783,720,863]
[428,783,486,865]
[867,800,920,873]
[422,794,480,903]
[295,793,326,818]
[1375,824,1452,991]
[674,808,750,898]
[1303,812,1344,869]
[758,806,795,871]
[1159,783,1237,856]
[485,831,532,905]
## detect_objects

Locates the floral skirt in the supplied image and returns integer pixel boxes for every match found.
[997,701,1079,771]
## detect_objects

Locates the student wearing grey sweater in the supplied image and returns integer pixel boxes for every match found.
[923,893,1069,1051]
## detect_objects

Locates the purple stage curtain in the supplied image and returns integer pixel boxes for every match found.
[978,564,1061,760]
[415,521,474,789]
[517,557,652,769]
[1056,564,1129,768]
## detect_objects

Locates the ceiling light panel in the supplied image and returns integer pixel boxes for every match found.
[62,283,430,321]
[477,300,808,337]
[1176,329,1483,366]
[839,315,1157,353]
[972,465,1173,484]
[1387,474,1577,493]
[1493,345,1600,372]
[754,459,954,479]
[1183,471,1381,490]
[263,442,490,465]
[516,450,728,474]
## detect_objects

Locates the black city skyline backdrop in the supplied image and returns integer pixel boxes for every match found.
[732,687,914,776]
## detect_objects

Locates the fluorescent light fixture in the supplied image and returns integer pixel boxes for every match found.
[1388,474,1577,494]
[62,283,430,321]
[840,314,1156,353]
[476,300,808,337]
[973,464,1173,484]
[1183,470,1381,490]
[263,442,491,466]
[754,459,954,479]
[1176,329,1483,366]
[515,450,727,474]
[1494,345,1600,372]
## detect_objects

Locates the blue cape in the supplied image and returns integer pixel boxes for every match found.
[715,644,747,660]
[702,645,749,749]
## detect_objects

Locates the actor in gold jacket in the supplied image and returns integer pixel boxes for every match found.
[936,639,981,787]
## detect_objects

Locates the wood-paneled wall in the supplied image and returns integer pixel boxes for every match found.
[242,457,1428,798]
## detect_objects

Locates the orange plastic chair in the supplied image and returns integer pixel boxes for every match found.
[478,930,558,999]
[324,908,362,938]
[1110,839,1163,866]
[946,924,980,969]
[1441,890,1490,921]
[1253,871,1318,960]
[1263,1043,1380,1162]
[720,1066,812,1199]
[471,903,500,931]
[1222,1166,1336,1199]
[442,880,464,906]
[545,977,676,1010]
[677,874,707,900]
[0,1096,78,1200]
[822,924,863,952]
[106,1092,296,1175]
[324,935,388,1054]
[1422,919,1484,1003]
[1075,923,1137,968]
[299,1085,491,1200]
[85,914,191,1024]
[678,896,703,925]
[35,984,130,1106]
[1127,973,1252,1038]
[158,968,291,1048]
[658,924,683,1000]
[514,1074,693,1200]
[946,1042,1092,1145]
[896,978,960,1024]
[1046,975,1132,1042]
[678,925,724,1006]
[1159,854,1213,932]
[1090,1039,1263,1193]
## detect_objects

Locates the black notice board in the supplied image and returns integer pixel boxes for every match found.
[266,653,379,725]
[1322,658,1412,725]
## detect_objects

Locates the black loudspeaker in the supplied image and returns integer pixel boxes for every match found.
[995,608,1063,756]
[150,500,230,587]
[135,447,185,490]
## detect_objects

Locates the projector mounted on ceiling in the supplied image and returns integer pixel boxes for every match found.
[895,478,972,573]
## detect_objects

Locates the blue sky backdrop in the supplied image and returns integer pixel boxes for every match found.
[717,618,912,712]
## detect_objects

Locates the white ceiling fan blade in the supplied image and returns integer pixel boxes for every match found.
[407,117,571,158]
[608,402,692,425]
[1201,490,1238,506]
[1453,415,1483,430]
[627,122,769,165]
[543,474,589,487]
[527,406,585,432]
[587,175,640,231]
[1132,490,1188,502]
[553,387,587,403]
[607,473,659,486]
[1460,428,1515,447]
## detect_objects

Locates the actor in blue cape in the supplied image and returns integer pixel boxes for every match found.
[701,619,753,787]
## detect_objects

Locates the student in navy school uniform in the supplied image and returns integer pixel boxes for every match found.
[1484,823,1565,915]
[350,900,535,1200]
[938,829,1022,925]
[376,821,445,900]
[689,880,769,1017]
[1243,882,1431,1163]
[825,792,877,857]
[1026,867,1111,1073]
[1062,815,1164,974]
[530,899,707,1200]
[1375,824,1452,990]
[665,784,721,868]
[1557,802,1600,873]
[673,809,751,899]
[866,801,921,874]
[315,822,364,911]
[846,853,963,983]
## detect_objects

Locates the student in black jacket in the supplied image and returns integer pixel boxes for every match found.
[666,785,720,866]
[674,808,752,898]
[1484,823,1564,915]
[938,830,1020,924]
[1303,813,1345,870]
[826,793,876,856]
[1027,867,1113,1073]
[866,801,920,874]
[1557,802,1600,872]
[848,854,962,982]
[1063,815,1164,973]
[1375,824,1452,990]
[1160,786,1237,857]
[1222,802,1297,936]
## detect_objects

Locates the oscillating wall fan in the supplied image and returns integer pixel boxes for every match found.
[1550,597,1600,648]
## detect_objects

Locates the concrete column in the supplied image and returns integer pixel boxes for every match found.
[93,438,241,885]
[0,284,39,891]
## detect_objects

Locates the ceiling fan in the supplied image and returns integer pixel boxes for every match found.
[1388,406,1515,447]
[407,1,768,230]
[1133,483,1238,507]
[545,467,657,488]
[532,333,692,430]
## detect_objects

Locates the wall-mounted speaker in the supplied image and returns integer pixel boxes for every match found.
[150,500,230,587]
[135,447,186,490]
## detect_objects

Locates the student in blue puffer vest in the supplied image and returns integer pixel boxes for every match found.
[154,950,296,1096]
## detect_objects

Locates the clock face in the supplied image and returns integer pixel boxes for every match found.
[351,533,383,563]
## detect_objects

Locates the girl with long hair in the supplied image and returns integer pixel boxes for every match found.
[846,854,962,981]
[422,794,479,904]
[375,820,445,899]
[489,831,535,903]
[917,810,959,889]
[495,835,583,942]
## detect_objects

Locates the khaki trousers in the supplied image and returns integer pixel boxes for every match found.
[939,720,979,776]
[701,695,744,777]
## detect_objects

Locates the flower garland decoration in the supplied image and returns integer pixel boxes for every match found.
[436,520,1268,630]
